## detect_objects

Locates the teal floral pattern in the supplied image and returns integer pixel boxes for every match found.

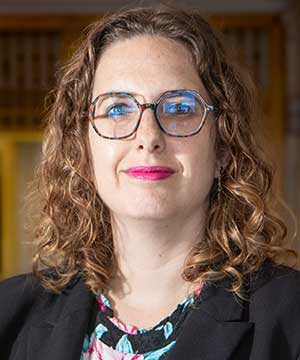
[81,281,205,360]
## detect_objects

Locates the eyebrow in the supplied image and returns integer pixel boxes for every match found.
[104,91,141,97]
[97,88,195,102]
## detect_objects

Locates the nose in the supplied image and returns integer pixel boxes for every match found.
[139,103,157,124]
[134,103,165,151]
[139,103,160,131]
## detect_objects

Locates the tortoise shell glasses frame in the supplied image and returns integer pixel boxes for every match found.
[87,89,215,140]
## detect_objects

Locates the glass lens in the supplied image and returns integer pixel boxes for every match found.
[92,94,139,138]
[157,91,206,136]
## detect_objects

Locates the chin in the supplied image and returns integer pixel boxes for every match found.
[116,205,180,221]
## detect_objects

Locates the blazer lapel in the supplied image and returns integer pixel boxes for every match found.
[166,280,254,360]
[26,279,95,360]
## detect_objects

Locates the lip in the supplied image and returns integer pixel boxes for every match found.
[125,166,175,181]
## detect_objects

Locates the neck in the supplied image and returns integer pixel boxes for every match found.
[108,208,206,308]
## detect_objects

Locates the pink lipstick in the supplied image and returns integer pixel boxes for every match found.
[125,166,175,180]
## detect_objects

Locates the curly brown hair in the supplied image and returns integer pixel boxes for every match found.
[25,5,298,300]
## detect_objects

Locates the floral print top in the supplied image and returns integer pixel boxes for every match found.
[80,281,205,360]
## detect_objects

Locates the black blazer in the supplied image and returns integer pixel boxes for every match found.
[1,260,300,360]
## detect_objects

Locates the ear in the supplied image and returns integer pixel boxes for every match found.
[214,164,223,178]
[214,152,230,178]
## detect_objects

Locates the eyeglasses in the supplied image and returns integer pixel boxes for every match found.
[88,89,215,140]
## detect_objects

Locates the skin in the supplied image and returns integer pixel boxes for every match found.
[88,35,219,328]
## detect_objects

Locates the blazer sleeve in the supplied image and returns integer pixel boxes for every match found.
[0,273,40,359]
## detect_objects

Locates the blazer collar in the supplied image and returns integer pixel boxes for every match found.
[29,276,254,360]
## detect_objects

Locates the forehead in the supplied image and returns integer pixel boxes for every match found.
[92,35,209,102]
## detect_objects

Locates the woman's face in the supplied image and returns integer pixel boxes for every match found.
[88,35,218,221]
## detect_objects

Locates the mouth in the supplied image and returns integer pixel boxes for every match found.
[125,166,175,181]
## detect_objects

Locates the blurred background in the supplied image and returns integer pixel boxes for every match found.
[0,0,299,279]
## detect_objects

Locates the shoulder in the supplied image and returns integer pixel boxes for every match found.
[246,261,300,358]
[0,272,42,316]
[0,272,55,337]
[0,270,83,329]
[0,271,84,326]
[0,272,88,359]
[248,260,300,330]
[0,273,44,357]
[0,270,82,318]
[249,259,300,302]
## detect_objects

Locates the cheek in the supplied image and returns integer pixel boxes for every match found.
[191,150,216,204]
[185,149,216,183]
[178,128,216,172]
[88,128,119,189]
[178,133,216,196]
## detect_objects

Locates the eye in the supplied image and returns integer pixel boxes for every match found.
[162,101,196,115]
[106,103,136,117]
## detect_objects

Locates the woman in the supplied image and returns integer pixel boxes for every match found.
[1,5,300,360]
